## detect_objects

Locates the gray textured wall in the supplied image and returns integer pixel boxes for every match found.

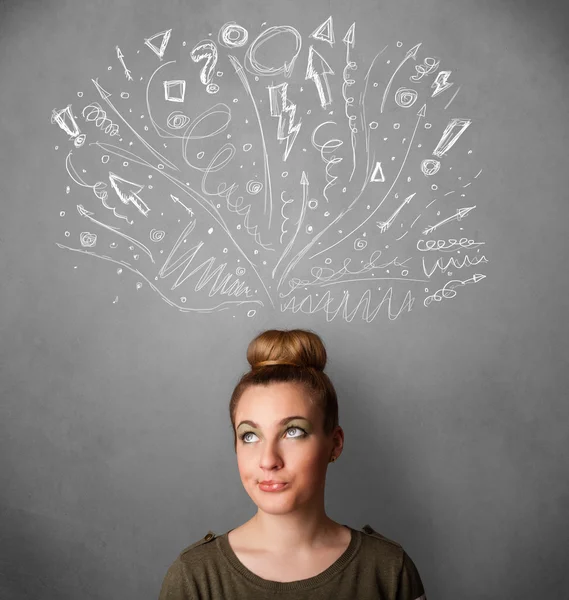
[1,0,568,598]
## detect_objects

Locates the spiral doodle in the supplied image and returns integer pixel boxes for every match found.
[218,22,249,48]
[167,111,191,130]
[80,232,97,247]
[150,229,166,242]
[354,238,368,251]
[421,158,441,177]
[394,87,418,108]
[82,102,120,136]
[235,266,246,276]
[246,180,263,195]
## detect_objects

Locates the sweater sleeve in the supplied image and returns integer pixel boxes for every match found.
[158,558,193,600]
[396,551,427,600]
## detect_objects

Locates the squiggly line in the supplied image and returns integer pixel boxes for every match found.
[279,190,295,245]
[280,287,415,322]
[55,244,262,312]
[311,121,343,202]
[280,250,413,295]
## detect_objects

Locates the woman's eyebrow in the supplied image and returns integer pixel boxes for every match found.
[237,415,309,429]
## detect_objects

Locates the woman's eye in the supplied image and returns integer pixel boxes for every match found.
[241,426,306,444]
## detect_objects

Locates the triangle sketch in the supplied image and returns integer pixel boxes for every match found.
[370,161,385,182]
[310,16,335,46]
[144,29,172,60]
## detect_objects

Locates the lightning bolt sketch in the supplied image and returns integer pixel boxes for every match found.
[268,82,302,161]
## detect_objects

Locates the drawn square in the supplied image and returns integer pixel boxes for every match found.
[164,80,186,102]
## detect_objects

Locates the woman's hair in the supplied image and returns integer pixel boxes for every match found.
[229,328,339,452]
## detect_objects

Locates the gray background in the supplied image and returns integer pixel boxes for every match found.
[1,0,568,598]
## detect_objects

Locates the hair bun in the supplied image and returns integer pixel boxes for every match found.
[247,329,327,372]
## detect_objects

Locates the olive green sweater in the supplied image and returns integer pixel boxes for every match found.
[158,524,426,599]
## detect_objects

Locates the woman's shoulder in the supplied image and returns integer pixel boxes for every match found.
[176,530,218,561]
[360,524,404,551]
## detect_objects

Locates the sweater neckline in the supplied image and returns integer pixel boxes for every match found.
[217,524,361,592]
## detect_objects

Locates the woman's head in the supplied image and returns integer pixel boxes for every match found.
[229,329,344,516]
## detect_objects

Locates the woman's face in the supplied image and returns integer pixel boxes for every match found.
[234,382,342,515]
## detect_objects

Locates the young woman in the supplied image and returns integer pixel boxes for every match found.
[159,329,427,599]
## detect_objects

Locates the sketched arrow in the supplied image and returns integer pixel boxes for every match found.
[342,23,355,64]
[377,192,416,233]
[170,194,193,216]
[116,46,133,81]
[306,46,334,109]
[422,205,476,236]
[109,172,150,216]
[381,42,422,113]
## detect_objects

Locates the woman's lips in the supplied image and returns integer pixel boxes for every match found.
[259,482,288,492]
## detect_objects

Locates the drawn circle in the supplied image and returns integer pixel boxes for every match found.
[354,238,367,250]
[102,155,110,163]
[80,232,97,247]
[236,267,246,276]
[181,297,187,303]
[373,82,378,87]
[393,123,400,129]
[247,309,256,317]
[402,270,409,276]
[369,121,378,129]
[167,111,191,129]
[74,134,86,148]
[218,22,249,48]
[421,158,441,176]
[325,258,332,264]
[65,231,70,237]
[246,180,263,194]
[121,92,130,99]
[308,199,318,209]
[245,25,302,77]
[150,229,166,242]
[395,87,418,108]
[158,164,164,170]
[123,161,129,167]
[431,184,438,190]
[243,143,252,151]
[281,171,288,177]
[206,83,219,94]
[60,211,65,216]
[425,123,432,129]
[233,98,238,102]
[397,41,403,47]
[77,91,83,97]
[217,71,223,77]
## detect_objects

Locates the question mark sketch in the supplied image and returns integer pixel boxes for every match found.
[190,40,219,94]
